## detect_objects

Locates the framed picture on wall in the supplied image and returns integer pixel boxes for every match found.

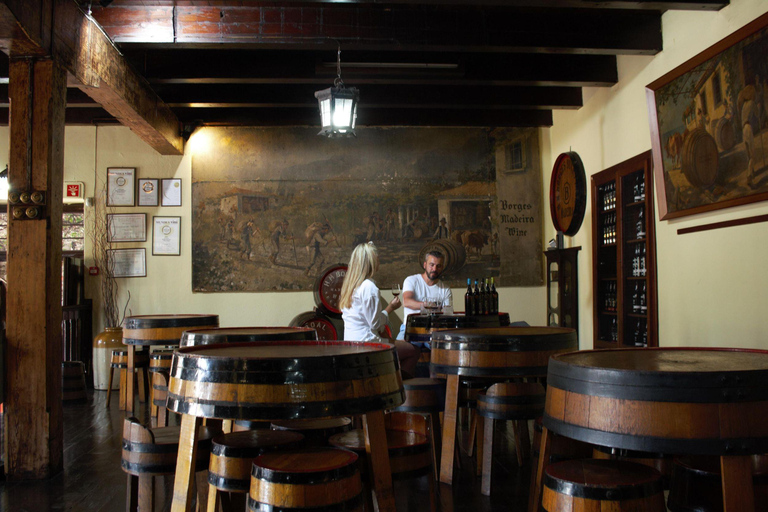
[161,178,182,207]
[108,248,146,278]
[152,216,181,255]
[646,12,768,220]
[106,168,136,206]
[107,213,147,242]
[137,178,159,206]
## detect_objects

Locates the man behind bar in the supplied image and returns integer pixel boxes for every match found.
[396,250,453,341]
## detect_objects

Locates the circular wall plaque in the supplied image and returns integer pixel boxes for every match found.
[313,263,347,318]
[549,152,587,236]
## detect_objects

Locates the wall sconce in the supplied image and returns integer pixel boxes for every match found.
[314,46,359,138]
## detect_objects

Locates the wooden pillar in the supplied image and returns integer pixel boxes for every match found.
[4,57,66,479]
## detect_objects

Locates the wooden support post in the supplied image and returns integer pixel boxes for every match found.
[126,346,135,414]
[5,57,66,480]
[439,374,460,484]
[363,409,397,512]
[171,414,203,512]
[721,455,756,512]
[529,426,552,512]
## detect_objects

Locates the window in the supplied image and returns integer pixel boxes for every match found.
[504,139,527,173]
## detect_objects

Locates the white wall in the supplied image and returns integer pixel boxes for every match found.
[0,124,545,333]
[542,0,768,349]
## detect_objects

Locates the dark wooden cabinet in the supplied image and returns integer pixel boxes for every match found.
[591,151,658,349]
[545,247,580,334]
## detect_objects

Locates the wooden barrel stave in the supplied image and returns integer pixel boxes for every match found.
[180,326,317,347]
[167,341,405,420]
[110,350,149,369]
[477,382,546,421]
[121,423,214,476]
[248,448,363,511]
[123,314,219,346]
[394,378,446,413]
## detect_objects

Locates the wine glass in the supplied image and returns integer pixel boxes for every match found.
[424,300,440,315]
[391,284,401,298]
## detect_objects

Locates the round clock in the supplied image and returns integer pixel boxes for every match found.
[549,151,587,236]
[313,263,347,318]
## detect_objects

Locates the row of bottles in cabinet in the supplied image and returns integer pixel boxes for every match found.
[601,206,646,246]
[601,281,648,314]
[632,243,647,277]
[602,182,616,211]
[601,174,646,212]
[605,317,649,346]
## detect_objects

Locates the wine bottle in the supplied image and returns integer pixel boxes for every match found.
[482,278,490,315]
[490,277,499,314]
[640,282,647,313]
[636,206,645,239]
[473,279,480,315]
[464,278,474,316]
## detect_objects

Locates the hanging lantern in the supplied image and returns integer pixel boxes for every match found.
[315,46,359,137]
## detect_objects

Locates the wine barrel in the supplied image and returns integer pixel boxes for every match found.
[167,341,404,420]
[544,348,768,455]
[681,128,719,189]
[270,417,352,447]
[714,117,736,152]
[431,327,578,378]
[180,326,317,347]
[149,351,174,410]
[542,459,666,512]
[477,382,546,420]
[289,310,340,340]
[329,428,431,480]
[313,263,347,318]
[417,239,466,276]
[667,455,768,512]
[393,378,446,413]
[593,445,673,489]
[208,430,305,492]
[405,313,510,344]
[121,421,214,475]
[62,361,87,403]
[123,314,219,346]
[248,448,363,512]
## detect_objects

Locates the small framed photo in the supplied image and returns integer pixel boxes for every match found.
[107,168,136,206]
[161,178,182,207]
[107,213,147,242]
[137,178,159,206]
[153,216,181,256]
[108,248,146,278]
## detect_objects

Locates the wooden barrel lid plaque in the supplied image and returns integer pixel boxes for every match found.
[549,152,587,236]
[313,263,347,318]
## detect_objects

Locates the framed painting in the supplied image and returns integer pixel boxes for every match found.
[646,12,768,220]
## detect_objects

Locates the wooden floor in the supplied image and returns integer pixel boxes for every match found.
[0,391,532,512]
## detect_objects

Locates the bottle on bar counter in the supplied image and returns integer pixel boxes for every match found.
[473,279,480,315]
[465,278,475,316]
[490,277,498,314]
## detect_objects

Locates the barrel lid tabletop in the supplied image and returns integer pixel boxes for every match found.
[180,326,317,347]
[211,430,305,456]
[430,326,578,377]
[545,347,768,456]
[167,340,405,420]
[253,447,359,476]
[123,314,219,345]
[543,459,664,498]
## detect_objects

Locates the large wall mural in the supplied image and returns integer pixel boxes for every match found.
[191,126,543,292]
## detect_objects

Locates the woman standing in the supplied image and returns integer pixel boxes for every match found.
[340,243,418,378]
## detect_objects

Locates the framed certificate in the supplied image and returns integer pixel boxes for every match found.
[108,248,146,278]
[107,213,147,242]
[152,216,181,256]
[106,168,136,206]
[137,178,159,206]
[161,178,182,207]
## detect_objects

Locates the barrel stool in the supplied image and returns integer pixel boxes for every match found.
[121,417,214,512]
[593,445,673,489]
[148,349,174,426]
[248,447,364,512]
[232,420,271,432]
[542,459,666,512]
[329,422,437,512]
[270,417,352,447]
[106,349,149,410]
[62,361,88,404]
[392,377,445,481]
[458,379,491,459]
[667,455,768,512]
[477,382,545,496]
[207,429,304,512]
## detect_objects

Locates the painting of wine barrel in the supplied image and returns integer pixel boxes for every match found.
[681,128,719,189]
[714,117,735,152]
[418,239,466,276]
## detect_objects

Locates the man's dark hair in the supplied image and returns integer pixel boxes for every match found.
[425,250,444,262]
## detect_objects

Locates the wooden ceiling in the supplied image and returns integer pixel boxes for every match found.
[2,0,729,130]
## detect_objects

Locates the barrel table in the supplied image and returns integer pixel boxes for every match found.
[122,314,219,413]
[532,347,768,512]
[179,326,317,347]
[166,340,405,512]
[405,312,511,346]
[430,326,578,484]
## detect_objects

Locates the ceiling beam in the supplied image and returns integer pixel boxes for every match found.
[0,0,50,56]
[93,5,663,55]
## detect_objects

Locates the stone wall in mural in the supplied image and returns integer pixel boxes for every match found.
[191,127,543,292]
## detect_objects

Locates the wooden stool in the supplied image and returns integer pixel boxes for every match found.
[667,455,768,512]
[207,429,304,512]
[477,382,545,496]
[459,378,491,458]
[106,349,149,410]
[542,459,666,512]
[62,361,88,404]
[148,350,174,426]
[393,377,445,481]
[121,417,214,512]
[248,447,364,512]
[270,417,352,447]
[593,445,673,489]
[330,423,437,512]
[232,420,272,432]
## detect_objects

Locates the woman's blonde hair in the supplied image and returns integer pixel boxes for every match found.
[339,243,379,310]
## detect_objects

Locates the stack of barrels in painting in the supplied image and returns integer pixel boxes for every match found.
[418,239,466,276]
[180,326,318,347]
[167,341,404,420]
[248,448,364,512]
[681,128,719,189]
[62,361,87,403]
